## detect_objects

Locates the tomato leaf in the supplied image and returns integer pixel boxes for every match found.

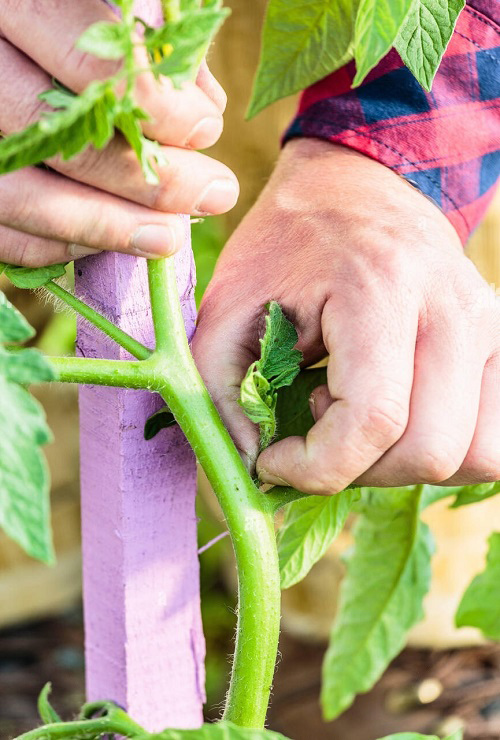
[0,292,56,563]
[38,683,62,724]
[455,531,500,640]
[449,481,500,509]
[38,82,76,110]
[239,302,302,449]
[0,80,119,175]
[353,0,413,85]
[1,262,67,289]
[278,489,359,589]
[395,0,465,91]
[144,406,177,440]
[0,290,34,342]
[115,106,167,185]
[77,20,132,60]
[248,0,358,118]
[146,4,230,86]
[321,486,433,719]
[274,366,326,441]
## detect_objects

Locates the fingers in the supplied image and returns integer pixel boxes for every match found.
[0,223,100,267]
[52,140,239,217]
[0,38,238,216]
[0,167,186,258]
[192,300,262,468]
[196,60,227,113]
[257,292,418,494]
[355,318,488,487]
[1,0,224,149]
[443,352,500,484]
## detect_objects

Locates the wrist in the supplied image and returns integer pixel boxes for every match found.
[271,137,462,253]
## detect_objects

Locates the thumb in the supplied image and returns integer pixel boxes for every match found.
[192,302,260,470]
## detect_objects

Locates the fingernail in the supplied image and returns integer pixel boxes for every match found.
[68,244,102,258]
[132,224,179,257]
[309,393,317,421]
[195,179,238,215]
[258,469,291,487]
[185,116,223,149]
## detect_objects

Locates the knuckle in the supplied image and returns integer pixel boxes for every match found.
[461,447,500,482]
[52,143,106,181]
[302,474,342,496]
[359,396,408,449]
[299,454,345,495]
[53,43,119,90]
[10,93,46,128]
[15,240,45,268]
[413,441,463,483]
[149,166,184,211]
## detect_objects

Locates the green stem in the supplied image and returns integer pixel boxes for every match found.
[49,257,281,728]
[48,356,151,389]
[147,258,180,354]
[161,0,181,22]
[45,282,151,360]
[13,710,145,740]
[147,259,281,728]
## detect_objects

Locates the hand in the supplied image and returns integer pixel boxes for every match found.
[0,1,238,266]
[193,138,500,491]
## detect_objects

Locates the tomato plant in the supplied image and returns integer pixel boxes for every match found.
[0,1,496,739]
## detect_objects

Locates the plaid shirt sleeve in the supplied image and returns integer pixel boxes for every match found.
[283,0,500,245]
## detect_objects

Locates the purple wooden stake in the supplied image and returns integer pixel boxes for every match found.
[76,209,205,733]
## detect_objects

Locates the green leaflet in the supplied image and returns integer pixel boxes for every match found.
[248,0,358,118]
[140,723,289,739]
[239,302,302,449]
[321,486,434,720]
[38,683,62,724]
[38,80,76,110]
[277,489,359,589]
[144,406,177,440]
[0,292,56,563]
[450,481,500,508]
[455,531,500,640]
[0,262,67,289]
[274,366,326,441]
[115,105,168,185]
[353,0,414,85]
[247,0,468,113]
[145,4,230,86]
[0,290,34,342]
[0,348,57,385]
[418,482,500,510]
[269,366,358,585]
[76,20,133,60]
[0,80,118,175]
[395,0,465,91]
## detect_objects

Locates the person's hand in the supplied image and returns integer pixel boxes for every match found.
[0,1,238,267]
[193,138,500,491]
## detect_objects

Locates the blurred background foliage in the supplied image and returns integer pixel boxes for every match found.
[0,0,499,737]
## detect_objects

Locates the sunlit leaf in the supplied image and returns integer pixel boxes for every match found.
[456,532,500,640]
[322,486,433,719]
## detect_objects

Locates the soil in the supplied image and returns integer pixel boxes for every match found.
[1,608,499,740]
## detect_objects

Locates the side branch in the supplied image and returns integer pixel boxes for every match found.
[45,281,152,360]
[48,356,154,390]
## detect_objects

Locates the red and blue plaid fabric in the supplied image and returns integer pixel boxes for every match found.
[284,0,500,244]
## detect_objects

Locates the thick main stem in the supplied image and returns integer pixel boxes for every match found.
[148,259,281,728]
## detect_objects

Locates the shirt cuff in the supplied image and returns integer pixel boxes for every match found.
[283,1,500,245]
